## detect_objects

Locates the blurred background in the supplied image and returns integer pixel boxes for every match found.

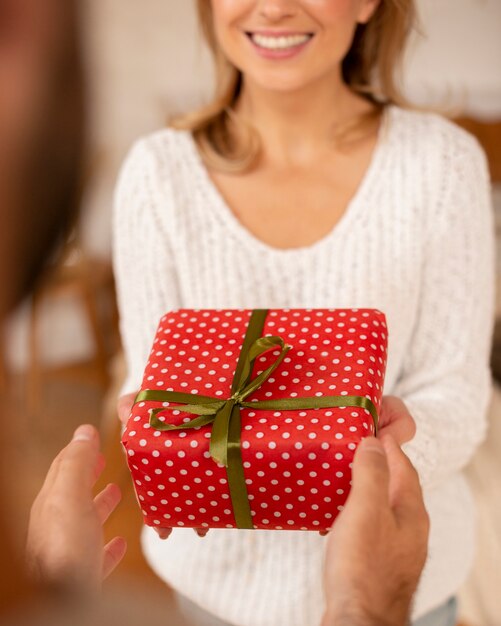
[1,1,500,625]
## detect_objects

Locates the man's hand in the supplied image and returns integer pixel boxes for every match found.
[26,425,127,593]
[377,395,416,444]
[321,436,429,626]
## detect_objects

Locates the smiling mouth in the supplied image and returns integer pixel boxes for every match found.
[245,32,314,51]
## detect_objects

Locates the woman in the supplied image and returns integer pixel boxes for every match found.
[0,1,428,625]
[113,1,495,625]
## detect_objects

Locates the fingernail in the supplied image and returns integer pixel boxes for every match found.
[72,424,95,442]
[360,437,385,455]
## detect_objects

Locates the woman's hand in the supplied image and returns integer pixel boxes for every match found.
[26,425,127,593]
[118,392,137,426]
[117,392,209,540]
[377,395,416,444]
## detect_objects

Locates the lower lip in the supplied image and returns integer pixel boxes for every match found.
[246,34,313,60]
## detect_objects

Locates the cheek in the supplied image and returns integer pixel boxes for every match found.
[211,0,255,68]
[305,0,362,58]
[305,0,361,27]
[211,0,252,34]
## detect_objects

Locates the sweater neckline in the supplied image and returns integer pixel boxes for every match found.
[184,104,395,258]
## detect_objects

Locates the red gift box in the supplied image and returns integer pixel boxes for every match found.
[122,308,388,531]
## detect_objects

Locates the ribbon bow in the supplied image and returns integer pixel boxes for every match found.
[133,309,378,529]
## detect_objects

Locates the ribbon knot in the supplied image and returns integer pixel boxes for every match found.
[142,332,292,468]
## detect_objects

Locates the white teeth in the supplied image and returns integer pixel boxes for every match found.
[250,33,311,51]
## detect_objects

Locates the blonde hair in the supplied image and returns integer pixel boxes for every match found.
[171,0,417,172]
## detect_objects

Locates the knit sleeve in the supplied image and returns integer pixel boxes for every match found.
[392,131,496,491]
[112,136,182,396]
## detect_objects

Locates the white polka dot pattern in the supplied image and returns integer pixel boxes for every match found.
[122,308,388,530]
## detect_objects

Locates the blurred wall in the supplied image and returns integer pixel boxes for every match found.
[403,0,501,117]
[81,0,501,258]
[80,0,214,257]
[7,0,501,368]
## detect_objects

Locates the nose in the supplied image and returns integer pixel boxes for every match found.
[257,0,297,22]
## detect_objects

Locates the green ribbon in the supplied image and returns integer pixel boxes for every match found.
[133,309,379,529]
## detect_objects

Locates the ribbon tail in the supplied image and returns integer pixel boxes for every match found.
[227,403,253,529]
[210,399,235,466]
[150,408,216,430]
[241,395,379,433]
[172,402,225,416]
[135,389,218,404]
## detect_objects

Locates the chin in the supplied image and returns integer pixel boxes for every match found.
[244,69,317,94]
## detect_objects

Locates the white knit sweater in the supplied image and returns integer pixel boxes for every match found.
[112,105,495,625]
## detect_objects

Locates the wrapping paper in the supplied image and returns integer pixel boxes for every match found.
[122,308,388,531]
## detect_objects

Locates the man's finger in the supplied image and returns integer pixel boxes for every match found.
[381,435,427,525]
[52,425,101,495]
[93,452,106,484]
[41,424,99,493]
[94,483,122,525]
[38,448,66,493]
[102,536,127,580]
[349,437,390,507]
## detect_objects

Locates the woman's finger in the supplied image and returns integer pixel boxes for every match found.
[94,483,122,525]
[378,397,416,445]
[155,527,173,540]
[102,536,127,580]
[377,416,415,445]
[117,392,138,425]
[154,527,209,538]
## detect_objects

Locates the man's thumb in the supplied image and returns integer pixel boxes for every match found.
[72,424,97,443]
[350,436,390,503]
